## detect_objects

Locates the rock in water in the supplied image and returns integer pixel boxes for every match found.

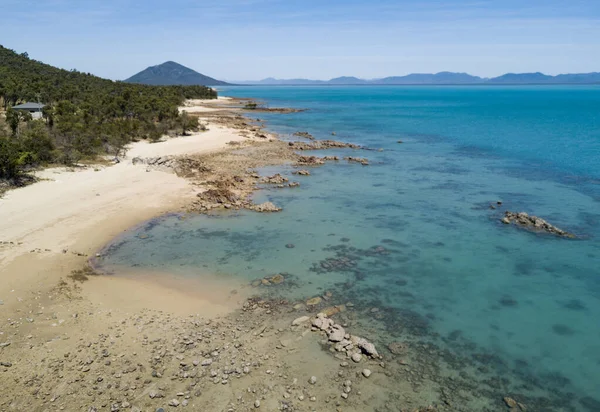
[362,369,372,378]
[251,202,282,212]
[306,296,322,306]
[502,211,575,238]
[309,376,317,385]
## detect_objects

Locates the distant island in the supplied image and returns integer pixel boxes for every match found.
[234,71,600,85]
[125,61,230,86]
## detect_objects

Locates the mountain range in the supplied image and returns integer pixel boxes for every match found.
[234,71,600,85]
[124,62,600,86]
[125,61,230,86]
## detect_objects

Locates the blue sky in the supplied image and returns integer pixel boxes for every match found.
[2,0,599,81]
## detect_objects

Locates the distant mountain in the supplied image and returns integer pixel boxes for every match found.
[376,72,483,84]
[125,61,229,86]
[328,76,367,85]
[235,71,600,85]
[487,72,553,84]
[235,78,325,85]
[551,72,600,84]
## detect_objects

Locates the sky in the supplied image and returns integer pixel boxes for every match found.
[2,0,600,81]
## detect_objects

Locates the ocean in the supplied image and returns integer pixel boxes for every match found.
[100,86,600,411]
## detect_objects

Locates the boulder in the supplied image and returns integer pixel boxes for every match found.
[328,325,346,342]
[351,336,380,358]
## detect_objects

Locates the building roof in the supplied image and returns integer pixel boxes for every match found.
[12,102,45,110]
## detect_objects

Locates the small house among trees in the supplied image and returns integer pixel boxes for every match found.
[12,102,45,119]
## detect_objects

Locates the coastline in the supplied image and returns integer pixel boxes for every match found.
[0,96,398,412]
[0,103,252,316]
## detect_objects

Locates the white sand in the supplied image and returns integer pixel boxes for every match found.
[0,115,246,315]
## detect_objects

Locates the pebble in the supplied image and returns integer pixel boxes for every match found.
[309,376,317,385]
[168,399,180,407]
[351,353,362,363]
[254,400,261,408]
[341,393,348,399]
[201,359,213,366]
[362,369,372,378]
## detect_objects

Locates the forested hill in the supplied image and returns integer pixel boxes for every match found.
[125,61,229,86]
[0,45,215,182]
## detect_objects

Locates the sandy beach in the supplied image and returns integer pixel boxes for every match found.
[0,117,249,317]
[0,99,403,412]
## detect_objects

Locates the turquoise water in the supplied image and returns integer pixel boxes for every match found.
[102,86,600,410]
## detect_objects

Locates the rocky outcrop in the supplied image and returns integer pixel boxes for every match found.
[132,156,210,176]
[250,202,282,212]
[196,188,239,205]
[306,313,381,360]
[293,131,315,140]
[502,211,575,238]
[292,170,311,176]
[296,155,343,166]
[288,140,362,150]
[297,156,325,166]
[260,173,288,184]
[345,156,369,166]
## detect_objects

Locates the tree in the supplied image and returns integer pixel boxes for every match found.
[5,107,19,136]
[0,45,217,178]
[177,111,199,136]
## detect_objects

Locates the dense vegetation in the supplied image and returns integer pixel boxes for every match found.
[0,45,216,180]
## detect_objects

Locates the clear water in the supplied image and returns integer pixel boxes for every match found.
[101,86,600,410]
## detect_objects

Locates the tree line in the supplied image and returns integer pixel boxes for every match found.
[0,45,214,180]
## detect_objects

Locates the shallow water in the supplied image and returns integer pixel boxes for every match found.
[100,86,600,410]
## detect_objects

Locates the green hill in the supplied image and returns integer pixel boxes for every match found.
[0,45,215,181]
[125,61,229,86]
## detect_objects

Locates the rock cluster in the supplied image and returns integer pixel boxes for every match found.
[293,131,315,140]
[345,156,369,166]
[131,156,209,176]
[308,313,381,360]
[249,202,282,213]
[502,211,575,238]
[251,273,285,287]
[296,156,325,166]
[260,173,288,184]
[288,140,361,150]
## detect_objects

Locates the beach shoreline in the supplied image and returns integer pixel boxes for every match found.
[0,98,256,316]
[0,96,399,412]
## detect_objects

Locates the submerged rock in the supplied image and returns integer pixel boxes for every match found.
[306,297,322,306]
[502,211,575,238]
[250,202,282,212]
[293,131,315,140]
[345,156,369,166]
